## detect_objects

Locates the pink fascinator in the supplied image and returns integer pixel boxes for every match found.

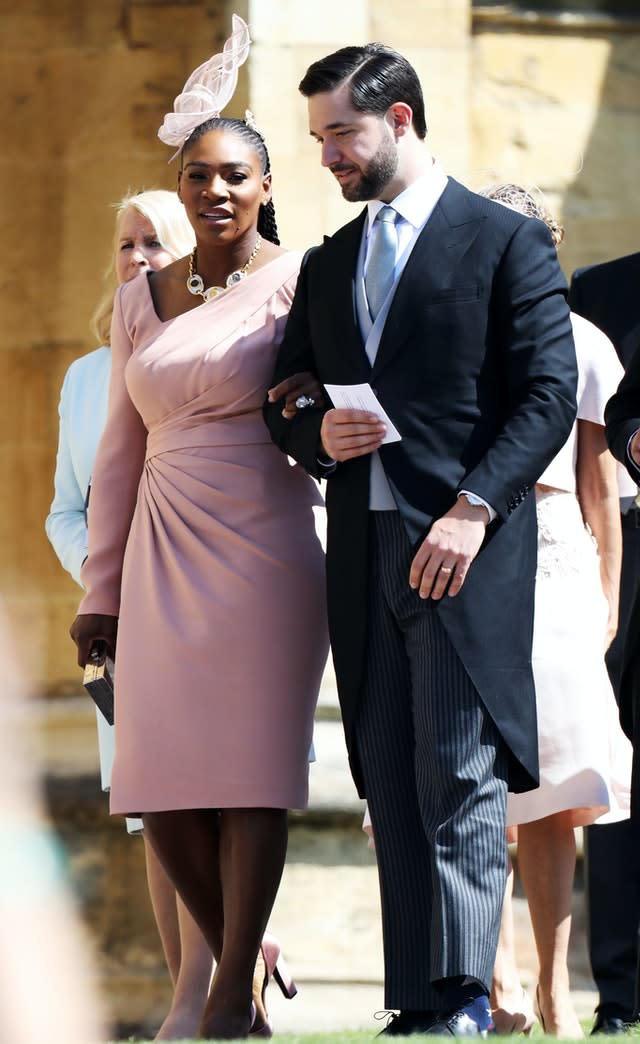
[158,14,251,161]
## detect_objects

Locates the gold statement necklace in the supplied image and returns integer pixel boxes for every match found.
[186,235,262,302]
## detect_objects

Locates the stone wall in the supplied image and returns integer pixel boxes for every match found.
[470,6,640,278]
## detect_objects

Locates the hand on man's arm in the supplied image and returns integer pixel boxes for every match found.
[267,372,325,419]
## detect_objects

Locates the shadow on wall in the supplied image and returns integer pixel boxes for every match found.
[470,0,639,276]
[561,6,640,272]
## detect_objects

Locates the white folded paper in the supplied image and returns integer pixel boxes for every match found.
[324,383,402,444]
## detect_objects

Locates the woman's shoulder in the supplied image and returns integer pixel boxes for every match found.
[117,272,154,312]
[237,248,302,310]
[114,272,166,338]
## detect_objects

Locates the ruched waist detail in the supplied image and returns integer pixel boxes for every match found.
[146,413,271,461]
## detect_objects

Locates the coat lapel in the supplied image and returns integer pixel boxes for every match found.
[371,179,485,380]
[320,212,372,380]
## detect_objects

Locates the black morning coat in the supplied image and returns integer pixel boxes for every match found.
[593,252,640,810]
[264,178,578,798]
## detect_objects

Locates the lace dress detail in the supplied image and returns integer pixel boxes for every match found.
[535,488,597,580]
[507,485,631,829]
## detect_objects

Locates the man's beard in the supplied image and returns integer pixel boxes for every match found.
[338,134,398,202]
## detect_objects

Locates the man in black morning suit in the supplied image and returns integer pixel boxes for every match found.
[265,44,577,1036]
[570,253,640,1034]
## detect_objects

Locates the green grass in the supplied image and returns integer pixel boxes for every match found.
[117,1026,640,1043]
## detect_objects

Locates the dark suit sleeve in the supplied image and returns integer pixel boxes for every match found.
[567,266,588,317]
[263,249,332,480]
[461,217,578,519]
[605,341,640,484]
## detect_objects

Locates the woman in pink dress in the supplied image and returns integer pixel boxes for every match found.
[47,189,217,1041]
[70,19,328,1039]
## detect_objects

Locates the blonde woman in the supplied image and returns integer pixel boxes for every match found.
[46,189,213,1041]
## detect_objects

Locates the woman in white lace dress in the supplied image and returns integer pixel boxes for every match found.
[479,185,633,1038]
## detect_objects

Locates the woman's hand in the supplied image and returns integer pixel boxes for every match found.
[267,372,325,419]
[70,614,118,668]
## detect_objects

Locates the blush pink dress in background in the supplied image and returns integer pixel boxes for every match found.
[79,252,328,815]
[506,313,632,831]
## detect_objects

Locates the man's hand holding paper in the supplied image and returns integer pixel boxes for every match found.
[320,383,401,462]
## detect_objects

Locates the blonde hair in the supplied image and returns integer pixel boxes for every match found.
[477,183,565,248]
[90,189,195,344]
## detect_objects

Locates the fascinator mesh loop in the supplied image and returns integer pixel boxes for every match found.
[158,14,251,160]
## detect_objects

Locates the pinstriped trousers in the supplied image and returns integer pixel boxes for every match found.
[354,512,509,1010]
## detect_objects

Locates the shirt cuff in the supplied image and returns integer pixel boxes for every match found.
[317,454,337,475]
[458,490,496,523]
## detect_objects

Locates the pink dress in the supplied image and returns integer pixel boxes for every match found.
[79,252,328,815]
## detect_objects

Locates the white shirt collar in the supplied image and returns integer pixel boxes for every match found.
[366,159,448,234]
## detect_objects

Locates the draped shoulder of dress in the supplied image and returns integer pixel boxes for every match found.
[79,252,329,814]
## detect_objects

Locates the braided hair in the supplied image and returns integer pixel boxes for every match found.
[181,117,280,245]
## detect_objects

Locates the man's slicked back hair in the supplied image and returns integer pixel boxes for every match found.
[299,43,427,140]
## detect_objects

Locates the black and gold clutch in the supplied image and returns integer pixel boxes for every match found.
[83,645,114,726]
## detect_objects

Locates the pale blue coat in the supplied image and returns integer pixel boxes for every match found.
[45,346,111,586]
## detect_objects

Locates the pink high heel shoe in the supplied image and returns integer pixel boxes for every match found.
[250,931,297,1038]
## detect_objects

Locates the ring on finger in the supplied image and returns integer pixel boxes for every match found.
[295,394,315,409]
[440,563,455,574]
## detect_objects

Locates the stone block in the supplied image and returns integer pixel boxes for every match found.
[249,0,368,44]
[250,44,304,155]
[470,24,640,268]
[126,0,220,50]
[43,589,87,695]
[413,49,471,177]
[372,0,470,49]
[560,216,640,279]
[1,0,122,50]
[472,30,612,106]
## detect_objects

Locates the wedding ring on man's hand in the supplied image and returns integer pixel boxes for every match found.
[440,564,454,573]
[295,395,315,409]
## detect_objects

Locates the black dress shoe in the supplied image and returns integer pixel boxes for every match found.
[378,1010,437,1036]
[424,996,494,1037]
[591,1007,633,1036]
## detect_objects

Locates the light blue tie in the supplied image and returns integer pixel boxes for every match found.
[365,205,398,321]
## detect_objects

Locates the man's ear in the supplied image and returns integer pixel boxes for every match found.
[388,102,413,137]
